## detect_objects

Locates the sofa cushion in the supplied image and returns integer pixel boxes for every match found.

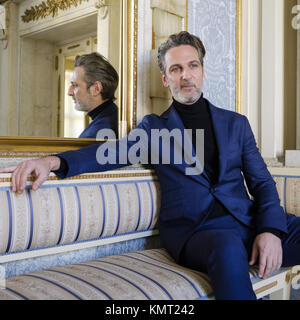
[0,172,160,255]
[0,248,261,300]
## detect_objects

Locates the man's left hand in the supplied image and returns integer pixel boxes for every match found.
[249,232,282,279]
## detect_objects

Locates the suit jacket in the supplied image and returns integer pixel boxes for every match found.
[79,101,118,139]
[56,99,287,262]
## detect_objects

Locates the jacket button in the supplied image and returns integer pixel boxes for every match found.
[210,186,216,193]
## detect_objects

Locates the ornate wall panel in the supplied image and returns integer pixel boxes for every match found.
[188,0,238,112]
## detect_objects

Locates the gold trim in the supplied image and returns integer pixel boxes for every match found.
[185,0,188,31]
[254,281,278,295]
[132,0,138,129]
[0,151,53,158]
[236,0,242,114]
[21,0,89,23]
[0,171,156,183]
[286,272,291,284]
[67,44,81,50]
[0,136,99,154]
[120,0,138,134]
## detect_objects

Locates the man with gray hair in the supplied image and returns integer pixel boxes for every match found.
[69,52,119,138]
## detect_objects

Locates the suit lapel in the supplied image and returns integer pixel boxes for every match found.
[208,102,228,183]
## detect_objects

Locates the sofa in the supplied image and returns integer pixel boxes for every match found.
[0,166,299,300]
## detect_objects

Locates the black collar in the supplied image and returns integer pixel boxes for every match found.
[88,100,113,120]
[173,94,208,116]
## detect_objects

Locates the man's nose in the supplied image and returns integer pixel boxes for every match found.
[68,86,74,96]
[181,68,192,80]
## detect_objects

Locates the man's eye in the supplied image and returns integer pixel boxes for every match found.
[171,67,180,73]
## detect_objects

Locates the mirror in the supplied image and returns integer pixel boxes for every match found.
[0,0,137,145]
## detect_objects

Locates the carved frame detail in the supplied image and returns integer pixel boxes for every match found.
[21,0,89,23]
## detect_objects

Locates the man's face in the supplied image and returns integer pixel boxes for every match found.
[161,45,205,105]
[68,66,93,112]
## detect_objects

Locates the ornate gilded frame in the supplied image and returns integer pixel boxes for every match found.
[120,0,138,135]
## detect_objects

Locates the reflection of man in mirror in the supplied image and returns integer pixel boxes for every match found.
[68,53,119,139]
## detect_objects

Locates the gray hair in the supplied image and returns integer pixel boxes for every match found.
[157,31,206,74]
[75,52,119,101]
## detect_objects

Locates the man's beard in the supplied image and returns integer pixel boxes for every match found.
[171,84,202,104]
[74,100,90,112]
[73,93,92,112]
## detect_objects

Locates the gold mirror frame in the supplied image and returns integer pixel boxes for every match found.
[0,0,138,157]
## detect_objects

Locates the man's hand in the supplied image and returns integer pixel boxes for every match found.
[0,156,61,194]
[249,232,282,279]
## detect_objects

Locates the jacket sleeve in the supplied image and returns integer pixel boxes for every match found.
[241,116,287,234]
[54,116,152,179]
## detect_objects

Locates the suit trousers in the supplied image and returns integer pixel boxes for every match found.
[180,213,300,300]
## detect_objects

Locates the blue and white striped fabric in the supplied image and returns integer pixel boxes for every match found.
[272,175,300,217]
[0,174,160,255]
[0,248,261,300]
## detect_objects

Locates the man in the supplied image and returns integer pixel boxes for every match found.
[69,52,119,139]
[1,32,300,300]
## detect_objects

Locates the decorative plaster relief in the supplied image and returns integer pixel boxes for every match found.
[95,0,108,19]
[21,0,90,23]
[0,4,6,29]
[19,0,97,35]
[0,4,7,48]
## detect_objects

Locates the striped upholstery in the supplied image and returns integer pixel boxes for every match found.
[273,175,300,216]
[0,170,298,300]
[0,248,260,300]
[0,172,160,255]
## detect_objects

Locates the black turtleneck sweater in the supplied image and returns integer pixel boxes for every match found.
[173,94,219,185]
[87,100,112,120]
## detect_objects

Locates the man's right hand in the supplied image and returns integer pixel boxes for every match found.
[0,156,61,194]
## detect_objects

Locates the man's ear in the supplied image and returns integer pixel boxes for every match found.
[90,81,103,96]
[161,72,169,88]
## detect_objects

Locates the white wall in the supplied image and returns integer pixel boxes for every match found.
[241,0,296,164]
[0,1,19,136]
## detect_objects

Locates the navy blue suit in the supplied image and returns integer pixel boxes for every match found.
[56,99,300,299]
